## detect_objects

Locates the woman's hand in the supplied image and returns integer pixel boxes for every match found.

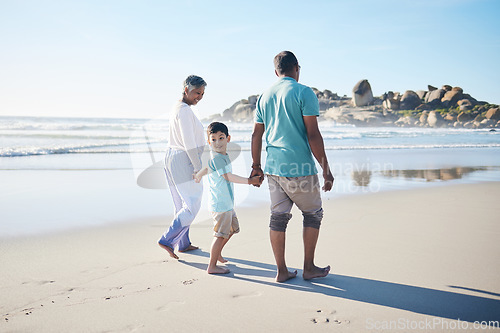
[193,168,208,183]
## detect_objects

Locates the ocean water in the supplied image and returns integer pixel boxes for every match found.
[2,116,500,158]
[1,115,500,237]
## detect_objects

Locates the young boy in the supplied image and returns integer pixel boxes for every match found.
[195,122,261,274]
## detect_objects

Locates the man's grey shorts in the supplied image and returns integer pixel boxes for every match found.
[267,174,323,232]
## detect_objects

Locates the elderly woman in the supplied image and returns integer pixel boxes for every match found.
[158,75,207,259]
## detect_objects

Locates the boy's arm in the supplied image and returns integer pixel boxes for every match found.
[194,167,208,183]
[303,115,334,192]
[222,172,261,185]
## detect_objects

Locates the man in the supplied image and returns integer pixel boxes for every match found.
[250,51,334,282]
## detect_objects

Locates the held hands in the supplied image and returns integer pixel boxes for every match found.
[322,169,334,192]
[193,168,208,183]
[249,167,264,187]
[248,175,262,185]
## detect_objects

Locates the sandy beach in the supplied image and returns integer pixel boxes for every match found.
[1,182,499,332]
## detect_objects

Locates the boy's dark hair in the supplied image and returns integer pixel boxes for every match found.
[274,51,298,75]
[207,121,229,137]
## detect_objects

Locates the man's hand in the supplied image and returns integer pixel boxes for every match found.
[250,167,264,187]
[248,175,262,185]
[322,170,334,192]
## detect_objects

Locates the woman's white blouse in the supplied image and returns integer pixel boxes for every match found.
[168,100,206,171]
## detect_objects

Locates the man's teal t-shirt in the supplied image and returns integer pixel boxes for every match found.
[207,151,234,212]
[255,77,320,177]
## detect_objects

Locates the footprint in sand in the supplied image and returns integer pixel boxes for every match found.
[21,280,55,285]
[181,279,198,285]
[156,301,186,312]
[311,309,350,325]
[231,291,262,299]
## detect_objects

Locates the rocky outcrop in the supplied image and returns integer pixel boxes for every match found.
[352,79,373,107]
[205,80,498,128]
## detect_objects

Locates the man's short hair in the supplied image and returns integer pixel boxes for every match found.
[207,121,229,137]
[274,51,298,75]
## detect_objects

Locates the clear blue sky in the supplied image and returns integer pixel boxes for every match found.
[1,0,499,119]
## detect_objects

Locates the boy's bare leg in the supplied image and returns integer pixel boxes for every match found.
[218,236,231,263]
[270,230,297,282]
[302,227,330,280]
[207,237,230,274]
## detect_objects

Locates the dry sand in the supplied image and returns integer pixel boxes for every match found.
[1,182,500,332]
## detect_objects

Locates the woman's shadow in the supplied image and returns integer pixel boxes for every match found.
[181,250,500,324]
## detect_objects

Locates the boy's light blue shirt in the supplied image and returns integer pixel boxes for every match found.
[255,77,319,177]
[207,151,234,212]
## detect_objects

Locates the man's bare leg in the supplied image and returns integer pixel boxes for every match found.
[158,243,179,260]
[302,227,330,280]
[207,237,230,274]
[270,230,297,282]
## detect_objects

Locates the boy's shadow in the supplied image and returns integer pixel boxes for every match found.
[181,250,500,324]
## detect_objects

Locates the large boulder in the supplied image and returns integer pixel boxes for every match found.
[485,107,500,120]
[425,89,445,106]
[382,91,400,110]
[352,79,374,107]
[323,89,338,99]
[318,98,338,111]
[480,119,495,128]
[419,111,429,125]
[457,111,473,123]
[219,95,258,122]
[427,111,444,127]
[444,113,456,122]
[395,116,417,127]
[474,114,485,123]
[400,90,421,110]
[457,99,473,111]
[247,95,258,105]
[462,93,478,105]
[232,103,255,121]
[416,90,427,100]
[416,103,432,111]
[441,89,463,108]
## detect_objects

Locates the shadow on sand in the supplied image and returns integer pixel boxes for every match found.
[181,250,500,324]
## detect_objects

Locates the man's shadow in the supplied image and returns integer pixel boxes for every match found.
[181,250,500,324]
